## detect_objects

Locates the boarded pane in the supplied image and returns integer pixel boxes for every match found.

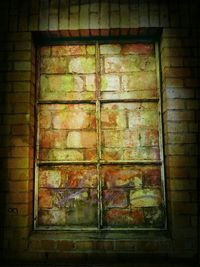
[101,103,160,161]
[100,43,158,100]
[36,42,165,230]
[38,165,98,227]
[101,165,164,228]
[39,45,96,101]
[39,104,97,161]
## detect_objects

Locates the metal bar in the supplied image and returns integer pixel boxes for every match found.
[34,47,41,230]
[100,160,162,165]
[96,41,103,229]
[38,160,97,165]
[35,226,99,231]
[35,226,166,231]
[155,41,167,230]
[99,98,159,103]
[37,160,162,166]
[37,99,96,104]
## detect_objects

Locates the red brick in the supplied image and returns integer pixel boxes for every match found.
[105,208,144,226]
[103,189,128,208]
[122,43,154,55]
[38,189,53,209]
[52,45,86,56]
[41,57,67,74]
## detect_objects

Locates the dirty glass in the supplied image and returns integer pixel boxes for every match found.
[35,43,166,230]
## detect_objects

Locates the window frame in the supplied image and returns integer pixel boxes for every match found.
[34,39,167,231]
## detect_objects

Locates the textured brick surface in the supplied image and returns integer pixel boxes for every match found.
[0,0,199,264]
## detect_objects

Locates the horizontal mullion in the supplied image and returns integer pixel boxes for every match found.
[37,99,159,105]
[99,98,159,103]
[37,160,162,166]
[100,160,162,165]
[38,160,97,165]
[37,100,96,104]
[35,226,99,231]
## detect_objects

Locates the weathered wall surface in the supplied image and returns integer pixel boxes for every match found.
[0,0,199,264]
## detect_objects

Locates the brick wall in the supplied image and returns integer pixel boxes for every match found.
[0,0,199,264]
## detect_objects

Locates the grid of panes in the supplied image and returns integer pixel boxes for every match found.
[35,42,166,230]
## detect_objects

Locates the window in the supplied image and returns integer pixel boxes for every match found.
[34,41,166,230]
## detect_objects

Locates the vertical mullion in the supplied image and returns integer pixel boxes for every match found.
[96,41,103,228]
[34,47,41,229]
[155,42,167,229]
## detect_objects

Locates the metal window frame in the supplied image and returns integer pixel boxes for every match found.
[34,40,167,231]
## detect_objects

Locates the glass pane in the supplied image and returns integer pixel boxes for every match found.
[39,104,97,161]
[100,43,157,100]
[101,164,164,228]
[39,45,96,101]
[101,102,160,161]
[38,165,98,227]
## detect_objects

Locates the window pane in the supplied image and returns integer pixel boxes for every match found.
[100,43,158,100]
[39,45,96,101]
[38,165,98,227]
[101,165,164,228]
[39,104,97,161]
[101,102,160,161]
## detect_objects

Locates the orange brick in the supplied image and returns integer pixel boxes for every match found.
[166,133,196,144]
[7,204,29,215]
[166,167,192,179]
[8,51,31,61]
[165,122,188,133]
[8,169,29,180]
[164,67,191,77]
[166,110,194,121]
[3,114,29,124]
[166,156,197,167]
[163,99,185,110]
[6,72,31,81]
[166,144,185,155]
[188,123,198,133]
[8,181,29,192]
[7,192,29,204]
[162,38,182,48]
[13,103,30,113]
[13,82,31,92]
[75,241,95,250]
[169,179,196,190]
[14,62,31,71]
[15,41,31,51]
[29,239,42,250]
[186,100,200,110]
[169,191,191,202]
[6,158,29,169]
[172,203,197,215]
[162,57,183,67]
[12,125,30,135]
[57,241,75,251]
[161,47,191,57]
[172,215,191,226]
[8,32,31,41]
[185,79,200,87]
[164,78,183,87]
[41,240,56,250]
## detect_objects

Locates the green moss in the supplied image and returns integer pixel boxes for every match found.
[80,57,95,73]
[101,76,108,91]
